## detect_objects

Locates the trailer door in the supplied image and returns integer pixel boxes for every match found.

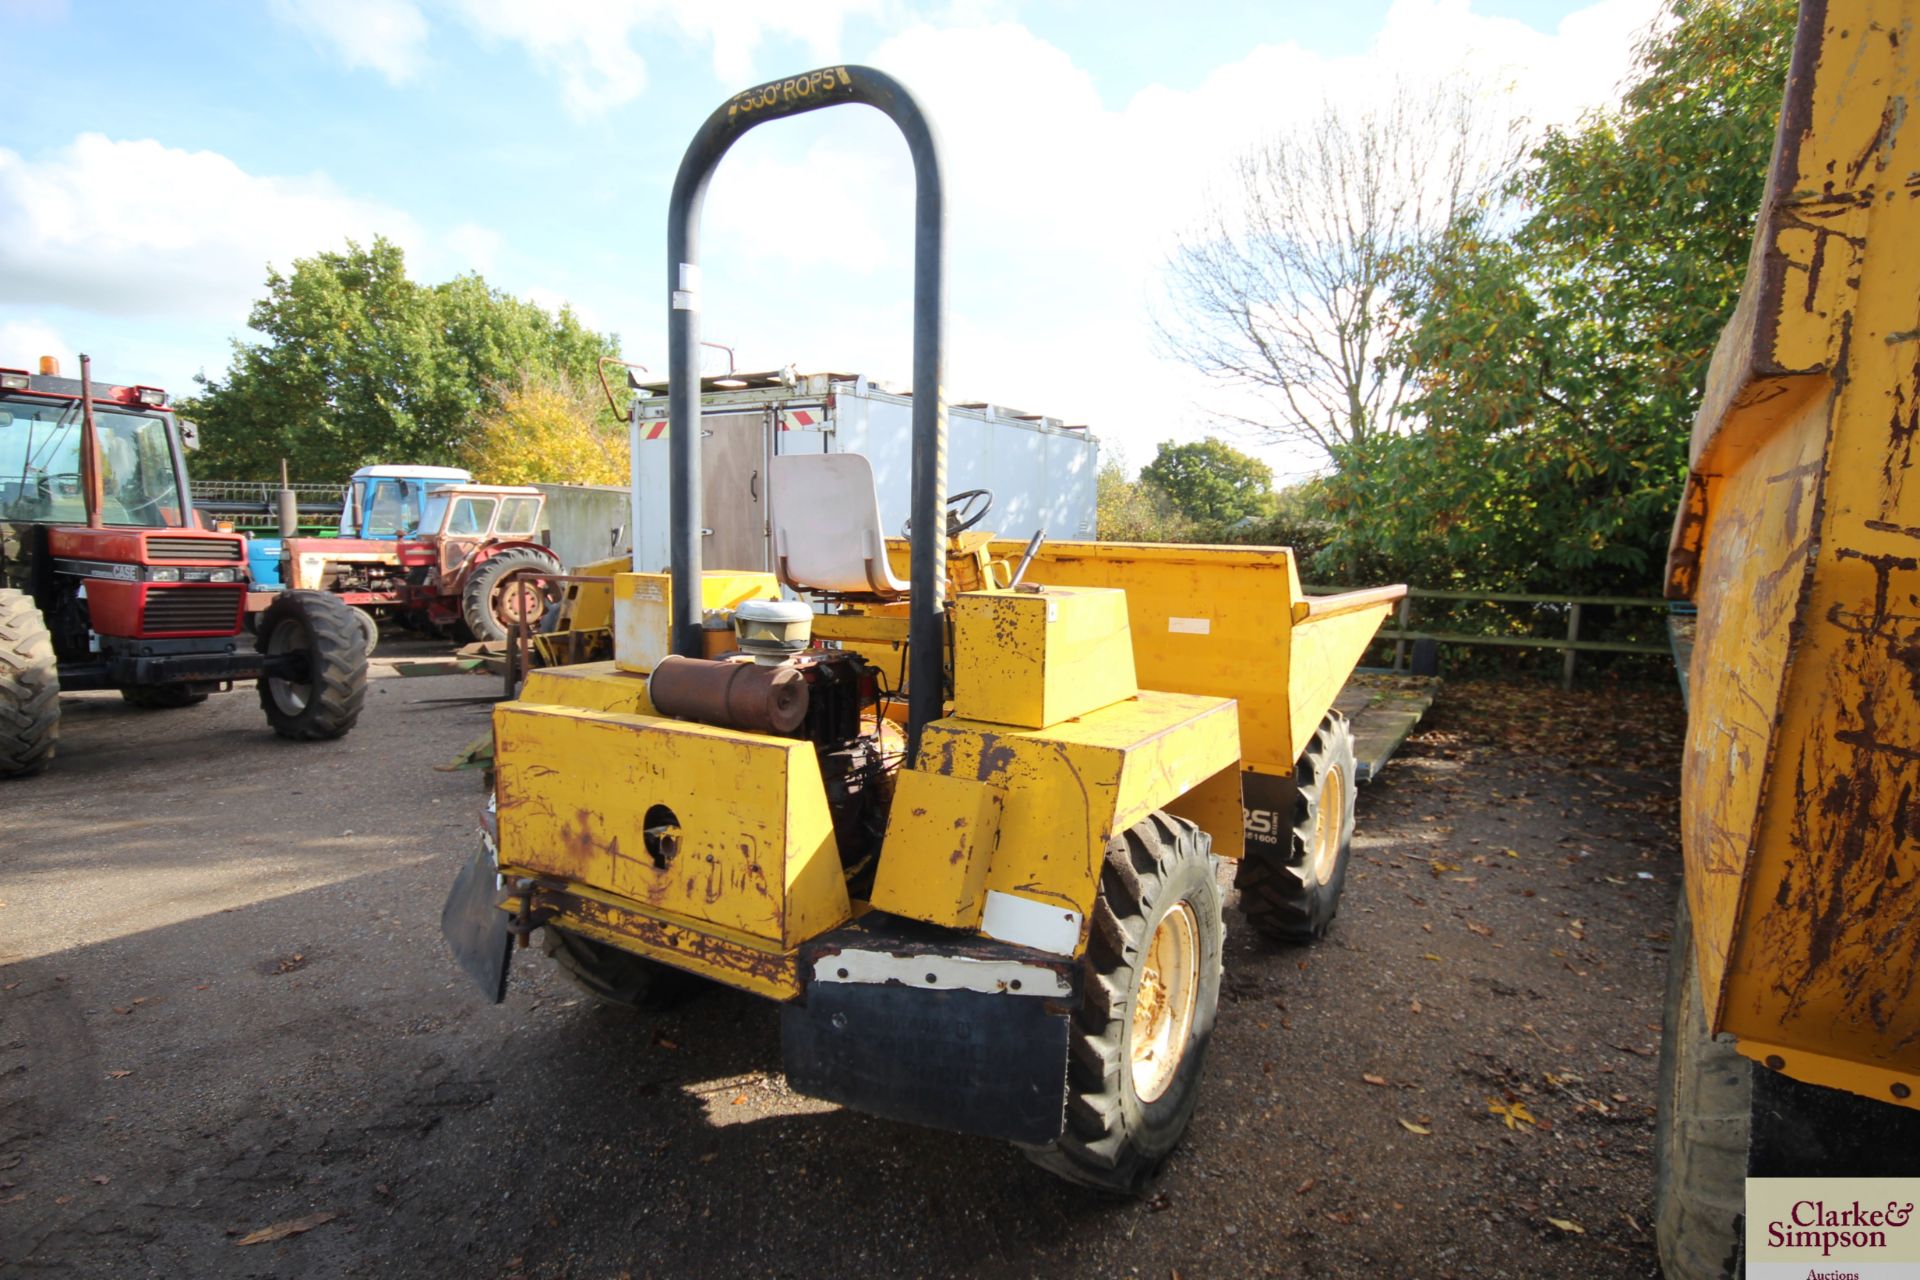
[700,408,771,572]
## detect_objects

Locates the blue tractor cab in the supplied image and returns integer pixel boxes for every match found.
[341,465,473,541]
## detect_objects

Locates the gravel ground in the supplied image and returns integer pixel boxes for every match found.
[0,649,1686,1279]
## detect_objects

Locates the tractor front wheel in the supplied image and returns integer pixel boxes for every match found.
[256,590,368,740]
[1024,811,1223,1194]
[121,684,211,710]
[0,589,60,778]
[1234,711,1357,944]
[461,550,560,644]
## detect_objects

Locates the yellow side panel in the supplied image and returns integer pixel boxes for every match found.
[951,587,1137,728]
[1287,605,1395,762]
[987,540,1304,771]
[869,770,1005,929]
[518,661,654,715]
[556,557,624,632]
[1680,405,1826,1014]
[1669,0,1920,1103]
[916,691,1241,927]
[493,702,850,947]
[612,570,779,674]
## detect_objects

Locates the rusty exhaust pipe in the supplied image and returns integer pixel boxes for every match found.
[648,654,808,735]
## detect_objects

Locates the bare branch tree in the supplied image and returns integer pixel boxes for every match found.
[1160,78,1523,465]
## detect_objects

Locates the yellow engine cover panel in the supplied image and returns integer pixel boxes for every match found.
[613,570,779,674]
[493,701,850,947]
[951,587,1137,729]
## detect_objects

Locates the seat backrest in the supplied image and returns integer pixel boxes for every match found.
[770,452,909,596]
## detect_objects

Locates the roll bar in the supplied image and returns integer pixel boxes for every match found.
[665,65,948,760]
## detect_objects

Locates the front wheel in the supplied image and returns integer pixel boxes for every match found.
[1023,812,1223,1194]
[1654,892,1750,1280]
[543,927,699,1010]
[1234,711,1356,944]
[0,589,60,778]
[255,590,368,740]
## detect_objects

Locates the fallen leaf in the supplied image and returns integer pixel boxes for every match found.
[1547,1217,1585,1234]
[1487,1099,1538,1130]
[730,1094,748,1106]
[1409,998,1423,1015]
[54,1195,72,1206]
[1428,861,1460,877]
[1398,1119,1431,1135]
[1502,848,1520,858]
[1362,1073,1390,1087]
[112,1006,131,1016]
[0,1194,23,1206]
[234,1211,338,1246]
[1422,953,1443,962]
[90,1175,110,1185]
[1295,1178,1316,1195]
[130,997,146,1006]
[1465,921,1493,937]
[107,1070,132,1080]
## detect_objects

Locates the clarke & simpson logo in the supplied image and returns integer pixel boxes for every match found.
[1747,1179,1920,1280]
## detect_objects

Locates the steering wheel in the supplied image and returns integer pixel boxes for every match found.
[903,488,995,539]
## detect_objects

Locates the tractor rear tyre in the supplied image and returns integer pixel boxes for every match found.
[1024,812,1223,1194]
[543,927,698,1011]
[121,685,211,710]
[1654,892,1750,1280]
[256,590,368,741]
[352,607,380,655]
[461,550,560,644]
[0,589,60,779]
[1234,711,1356,944]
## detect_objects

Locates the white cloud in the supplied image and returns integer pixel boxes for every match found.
[447,0,879,117]
[272,0,430,83]
[0,134,438,321]
[0,320,72,374]
[445,222,504,274]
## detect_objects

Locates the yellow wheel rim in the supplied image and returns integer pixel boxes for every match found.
[1310,766,1345,885]
[1130,901,1200,1104]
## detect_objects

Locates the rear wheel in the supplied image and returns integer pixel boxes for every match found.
[1234,711,1356,944]
[1654,892,1750,1280]
[0,589,60,778]
[120,685,211,710]
[351,606,380,655]
[255,590,368,740]
[543,927,698,1010]
[1024,812,1223,1194]
[461,550,560,644]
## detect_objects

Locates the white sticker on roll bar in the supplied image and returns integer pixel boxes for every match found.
[812,950,1070,996]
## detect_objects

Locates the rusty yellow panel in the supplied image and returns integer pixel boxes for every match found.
[1163,763,1246,861]
[951,587,1137,728]
[918,690,1241,937]
[612,570,779,674]
[519,660,654,715]
[869,770,1005,929]
[500,879,801,1001]
[988,539,1345,773]
[1667,1,1920,1106]
[493,702,849,948]
[557,556,624,631]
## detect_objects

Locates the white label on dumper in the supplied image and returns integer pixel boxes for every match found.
[1168,616,1211,635]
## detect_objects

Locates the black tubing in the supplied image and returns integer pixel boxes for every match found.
[665,65,947,762]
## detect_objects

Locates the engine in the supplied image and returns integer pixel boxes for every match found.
[646,602,901,892]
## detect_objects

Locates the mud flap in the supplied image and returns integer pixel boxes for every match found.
[441,845,513,1003]
[780,920,1077,1145]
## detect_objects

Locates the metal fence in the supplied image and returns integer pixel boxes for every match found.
[1304,585,1674,688]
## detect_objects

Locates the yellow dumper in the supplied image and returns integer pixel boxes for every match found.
[442,65,1403,1191]
[1657,3,1920,1273]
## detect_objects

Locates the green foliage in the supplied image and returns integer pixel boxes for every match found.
[1319,0,1798,595]
[181,237,619,482]
[1139,437,1274,529]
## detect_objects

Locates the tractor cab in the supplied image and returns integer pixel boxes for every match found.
[340,464,472,540]
[0,355,368,778]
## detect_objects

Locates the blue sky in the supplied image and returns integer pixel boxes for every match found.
[1,0,1657,480]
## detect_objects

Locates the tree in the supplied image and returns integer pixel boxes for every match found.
[1319,0,1797,595]
[1140,437,1273,529]
[182,237,618,481]
[1161,79,1521,465]
[1096,455,1194,543]
[462,372,628,485]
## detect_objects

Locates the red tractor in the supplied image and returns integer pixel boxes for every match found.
[272,481,562,644]
[0,355,368,778]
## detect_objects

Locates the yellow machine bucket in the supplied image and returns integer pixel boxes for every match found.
[1664,0,1920,1109]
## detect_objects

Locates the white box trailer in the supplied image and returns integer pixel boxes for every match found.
[625,369,1098,574]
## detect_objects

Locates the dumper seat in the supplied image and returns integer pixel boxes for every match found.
[770,453,909,598]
